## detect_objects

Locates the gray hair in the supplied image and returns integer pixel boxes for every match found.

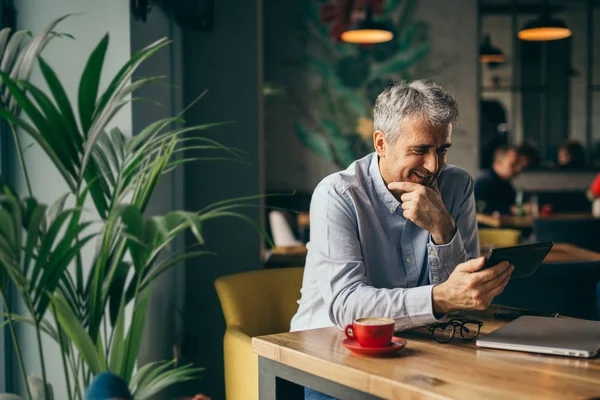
[373,80,459,143]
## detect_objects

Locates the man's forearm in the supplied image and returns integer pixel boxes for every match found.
[329,283,442,330]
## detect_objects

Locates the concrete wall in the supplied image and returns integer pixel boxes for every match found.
[13,1,132,398]
[264,0,479,194]
[417,0,479,176]
[181,0,264,399]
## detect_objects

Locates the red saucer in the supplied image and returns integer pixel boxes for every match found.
[342,336,407,357]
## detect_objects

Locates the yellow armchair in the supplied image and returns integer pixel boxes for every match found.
[479,228,522,248]
[214,267,304,400]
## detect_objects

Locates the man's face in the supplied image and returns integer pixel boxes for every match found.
[496,149,523,179]
[377,117,452,188]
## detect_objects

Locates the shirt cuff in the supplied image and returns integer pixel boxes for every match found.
[427,229,466,263]
[393,285,445,331]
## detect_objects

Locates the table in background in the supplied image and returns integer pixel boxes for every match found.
[253,305,600,399]
[266,242,600,268]
[477,213,594,229]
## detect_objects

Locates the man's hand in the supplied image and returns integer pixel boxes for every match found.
[432,257,514,315]
[387,181,455,244]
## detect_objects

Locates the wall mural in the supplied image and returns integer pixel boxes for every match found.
[294,0,431,169]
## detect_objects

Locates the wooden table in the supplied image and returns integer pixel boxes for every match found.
[543,243,600,263]
[253,306,600,399]
[267,243,600,268]
[477,213,594,229]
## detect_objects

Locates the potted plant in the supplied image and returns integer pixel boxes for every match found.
[0,16,264,400]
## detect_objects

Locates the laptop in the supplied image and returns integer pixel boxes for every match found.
[476,316,600,358]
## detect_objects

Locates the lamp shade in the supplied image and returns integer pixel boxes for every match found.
[518,15,571,41]
[480,35,505,63]
[341,5,393,44]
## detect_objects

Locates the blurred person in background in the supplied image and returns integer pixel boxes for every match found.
[557,139,586,169]
[474,145,525,214]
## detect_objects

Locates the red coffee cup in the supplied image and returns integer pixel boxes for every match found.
[344,317,395,348]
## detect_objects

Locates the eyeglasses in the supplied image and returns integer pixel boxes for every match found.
[428,318,483,343]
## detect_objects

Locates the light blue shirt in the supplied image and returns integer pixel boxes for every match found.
[290,153,480,332]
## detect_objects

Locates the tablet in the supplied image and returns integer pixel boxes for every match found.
[482,242,554,279]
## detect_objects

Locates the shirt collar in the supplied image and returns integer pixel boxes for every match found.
[369,153,401,214]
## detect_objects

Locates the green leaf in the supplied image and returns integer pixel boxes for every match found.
[92,140,116,188]
[129,360,164,394]
[140,250,215,290]
[322,120,355,168]
[294,121,333,162]
[23,202,47,277]
[99,129,121,174]
[0,30,27,73]
[108,261,129,327]
[109,297,126,374]
[0,393,26,400]
[0,267,7,294]
[78,34,109,134]
[45,193,70,229]
[9,14,71,82]
[385,0,403,14]
[48,293,104,374]
[0,89,77,191]
[126,116,181,153]
[38,57,83,152]
[29,209,75,292]
[2,190,21,265]
[35,232,96,318]
[305,57,366,117]
[95,332,107,371]
[304,1,329,38]
[396,0,418,35]
[121,289,150,381]
[134,364,202,399]
[19,80,80,176]
[116,205,145,271]
[80,38,171,182]
[369,42,430,79]
[133,360,175,396]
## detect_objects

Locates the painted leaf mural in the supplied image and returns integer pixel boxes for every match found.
[296,0,431,169]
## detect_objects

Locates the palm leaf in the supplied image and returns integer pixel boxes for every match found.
[133,363,202,399]
[295,121,334,162]
[38,57,83,152]
[78,34,109,134]
[22,201,46,276]
[121,289,150,380]
[0,313,59,343]
[80,38,171,183]
[322,120,355,167]
[140,250,214,291]
[3,15,71,114]
[129,360,164,394]
[0,88,77,190]
[44,193,69,230]
[108,297,126,374]
[49,293,104,375]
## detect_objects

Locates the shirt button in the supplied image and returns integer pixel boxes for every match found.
[406,257,412,263]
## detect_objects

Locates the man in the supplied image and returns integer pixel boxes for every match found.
[290,80,513,336]
[474,145,524,214]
